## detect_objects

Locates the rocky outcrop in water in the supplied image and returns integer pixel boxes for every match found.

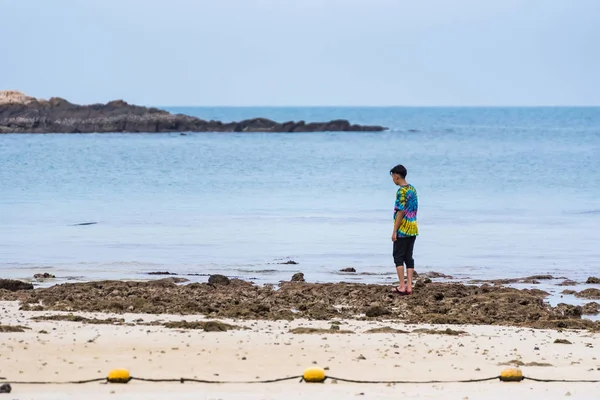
[0,91,387,133]
[0,279,33,291]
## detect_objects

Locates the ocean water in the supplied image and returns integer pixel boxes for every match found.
[1,107,600,291]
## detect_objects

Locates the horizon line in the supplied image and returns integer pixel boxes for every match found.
[156,104,600,108]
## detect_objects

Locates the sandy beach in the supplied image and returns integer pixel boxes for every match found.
[2,299,599,399]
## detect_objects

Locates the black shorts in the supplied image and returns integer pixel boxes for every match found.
[393,236,416,268]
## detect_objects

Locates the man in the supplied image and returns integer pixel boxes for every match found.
[390,164,418,295]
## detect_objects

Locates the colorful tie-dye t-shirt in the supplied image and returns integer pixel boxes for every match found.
[394,184,419,237]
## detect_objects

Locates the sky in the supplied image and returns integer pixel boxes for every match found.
[1,0,599,106]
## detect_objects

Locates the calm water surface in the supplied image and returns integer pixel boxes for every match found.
[1,107,599,299]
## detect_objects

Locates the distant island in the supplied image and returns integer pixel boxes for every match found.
[0,91,387,134]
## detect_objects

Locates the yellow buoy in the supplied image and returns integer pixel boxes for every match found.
[107,369,131,383]
[303,367,326,383]
[499,368,524,382]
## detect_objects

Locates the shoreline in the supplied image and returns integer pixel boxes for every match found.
[1,300,599,399]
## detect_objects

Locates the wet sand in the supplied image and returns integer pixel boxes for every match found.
[1,300,600,399]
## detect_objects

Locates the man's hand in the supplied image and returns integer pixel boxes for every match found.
[392,231,397,242]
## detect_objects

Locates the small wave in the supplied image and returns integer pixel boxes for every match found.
[577,209,600,215]
[386,128,422,133]
[73,261,165,267]
[2,264,56,270]
[64,276,87,281]
[359,272,396,276]
[330,271,395,276]
[236,269,280,274]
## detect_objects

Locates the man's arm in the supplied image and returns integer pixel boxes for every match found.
[392,188,405,240]
[393,210,405,237]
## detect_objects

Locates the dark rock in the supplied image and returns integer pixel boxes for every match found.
[525,275,554,280]
[0,91,387,134]
[0,325,29,332]
[412,328,467,336]
[521,275,554,284]
[561,290,577,295]
[162,277,189,284]
[558,280,578,286]
[203,321,231,332]
[289,327,354,334]
[0,383,11,393]
[575,289,600,300]
[71,222,97,226]
[279,260,298,265]
[422,272,454,279]
[414,277,432,289]
[582,302,600,315]
[34,273,55,279]
[249,304,270,314]
[291,273,305,282]
[340,268,356,273]
[208,275,230,286]
[30,315,124,325]
[147,271,177,275]
[0,279,33,291]
[149,279,178,288]
[365,327,409,334]
[553,303,582,318]
[162,320,240,331]
[468,278,520,285]
[498,360,553,367]
[554,339,572,345]
[364,306,390,318]
[586,277,600,284]
[306,303,338,320]
[470,275,554,285]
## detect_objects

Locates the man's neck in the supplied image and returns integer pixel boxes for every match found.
[398,180,408,186]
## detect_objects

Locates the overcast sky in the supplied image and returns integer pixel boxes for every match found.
[1,0,599,106]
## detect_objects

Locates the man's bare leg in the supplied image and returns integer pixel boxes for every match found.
[406,268,414,293]
[395,265,406,292]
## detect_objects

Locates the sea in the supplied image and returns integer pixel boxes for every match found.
[1,107,599,305]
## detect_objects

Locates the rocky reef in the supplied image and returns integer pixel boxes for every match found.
[2,277,599,331]
[0,91,386,133]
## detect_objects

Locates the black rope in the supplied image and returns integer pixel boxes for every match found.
[152,376,303,384]
[524,377,600,383]
[2,375,600,385]
[0,378,106,385]
[326,376,501,384]
[130,377,181,383]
